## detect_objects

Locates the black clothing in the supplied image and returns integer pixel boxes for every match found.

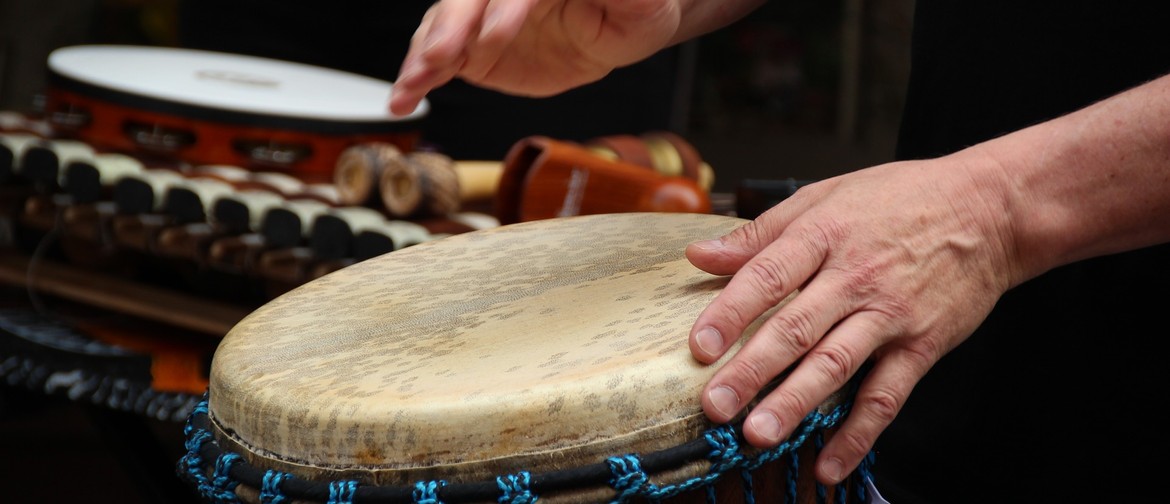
[876,2,1170,502]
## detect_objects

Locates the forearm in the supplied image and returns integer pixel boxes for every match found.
[965,73,1170,285]
[670,0,766,45]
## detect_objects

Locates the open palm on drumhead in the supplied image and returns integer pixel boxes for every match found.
[388,0,682,116]
[686,154,1021,485]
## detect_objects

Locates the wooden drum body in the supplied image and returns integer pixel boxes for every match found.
[44,45,428,184]
[181,213,871,503]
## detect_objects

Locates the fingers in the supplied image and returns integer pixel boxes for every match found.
[389,0,491,116]
[735,307,879,447]
[692,236,919,487]
[460,0,539,83]
[698,270,857,424]
[814,347,926,484]
[718,305,921,486]
[688,225,828,365]
[685,184,826,275]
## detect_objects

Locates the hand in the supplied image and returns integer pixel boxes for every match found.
[388,0,684,116]
[686,155,1020,485]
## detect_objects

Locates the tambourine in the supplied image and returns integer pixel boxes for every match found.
[43,45,429,184]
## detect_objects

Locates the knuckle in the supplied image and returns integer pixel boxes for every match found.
[902,334,946,367]
[807,217,848,250]
[839,258,881,296]
[805,344,856,386]
[727,220,771,251]
[763,305,820,351]
[725,355,776,392]
[743,256,794,296]
[460,61,492,83]
[771,388,813,419]
[716,299,756,332]
[417,45,447,65]
[477,30,507,48]
[873,294,915,324]
[856,386,901,425]
[830,426,874,458]
[711,295,758,334]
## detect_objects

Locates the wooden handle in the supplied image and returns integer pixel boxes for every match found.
[453,160,502,203]
[496,136,710,224]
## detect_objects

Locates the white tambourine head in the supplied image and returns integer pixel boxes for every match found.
[47,45,429,123]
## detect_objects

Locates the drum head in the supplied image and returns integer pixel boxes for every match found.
[48,45,428,128]
[209,213,776,485]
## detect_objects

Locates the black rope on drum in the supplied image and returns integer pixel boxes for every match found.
[179,394,868,504]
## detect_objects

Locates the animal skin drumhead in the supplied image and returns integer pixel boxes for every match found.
[208,212,792,485]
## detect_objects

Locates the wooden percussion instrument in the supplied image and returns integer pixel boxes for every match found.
[180,213,872,503]
[62,152,145,204]
[496,137,711,225]
[586,131,714,190]
[43,45,428,183]
[20,139,96,193]
[1,133,43,183]
[333,143,497,219]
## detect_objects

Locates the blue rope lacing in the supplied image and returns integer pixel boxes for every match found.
[329,480,359,504]
[703,426,754,504]
[815,432,827,504]
[414,480,447,504]
[260,470,294,504]
[784,448,800,504]
[178,397,212,490]
[178,394,874,503]
[855,450,876,503]
[206,452,242,503]
[497,471,538,504]
[606,454,658,503]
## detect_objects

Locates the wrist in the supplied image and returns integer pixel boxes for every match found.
[959,75,1170,286]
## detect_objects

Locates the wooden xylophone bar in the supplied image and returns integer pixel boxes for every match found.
[0,128,499,334]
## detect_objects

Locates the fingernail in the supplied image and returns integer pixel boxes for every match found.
[695,327,722,356]
[707,386,739,418]
[691,239,725,251]
[822,457,844,482]
[749,412,783,442]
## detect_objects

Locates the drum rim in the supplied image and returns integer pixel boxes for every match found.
[47,45,428,135]
[179,392,867,504]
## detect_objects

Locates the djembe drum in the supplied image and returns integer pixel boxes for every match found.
[179,213,873,503]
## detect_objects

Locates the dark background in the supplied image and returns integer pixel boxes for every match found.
[0,0,913,502]
[0,0,912,190]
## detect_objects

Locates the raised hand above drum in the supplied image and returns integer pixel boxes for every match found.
[389,0,686,115]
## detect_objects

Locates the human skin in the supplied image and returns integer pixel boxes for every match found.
[388,0,1170,486]
[387,0,763,116]
[686,72,1170,482]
